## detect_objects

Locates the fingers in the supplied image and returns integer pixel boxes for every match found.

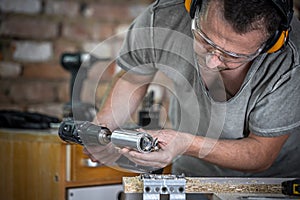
[83,147,89,155]
[85,143,115,153]
[119,148,170,168]
[83,144,121,165]
[97,154,121,165]
[83,147,102,163]
[81,133,180,171]
[137,129,168,147]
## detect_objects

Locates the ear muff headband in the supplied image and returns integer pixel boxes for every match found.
[185,0,294,53]
[186,0,201,19]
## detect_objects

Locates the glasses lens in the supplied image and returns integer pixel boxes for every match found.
[195,52,231,72]
[193,31,210,53]
[219,54,250,64]
[192,19,260,66]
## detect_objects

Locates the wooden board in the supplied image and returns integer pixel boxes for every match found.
[123,176,284,194]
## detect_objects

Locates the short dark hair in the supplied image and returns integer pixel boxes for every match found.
[208,0,283,38]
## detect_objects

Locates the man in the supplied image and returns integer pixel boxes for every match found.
[88,0,300,177]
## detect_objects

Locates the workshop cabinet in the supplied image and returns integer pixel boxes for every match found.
[0,129,137,200]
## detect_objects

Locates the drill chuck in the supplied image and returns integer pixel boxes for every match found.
[77,121,111,146]
[111,129,157,153]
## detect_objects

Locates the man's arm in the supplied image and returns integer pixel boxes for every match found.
[122,130,289,173]
[186,132,289,172]
[94,69,154,130]
[84,70,154,165]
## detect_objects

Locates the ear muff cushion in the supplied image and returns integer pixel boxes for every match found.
[185,0,192,13]
[267,30,289,53]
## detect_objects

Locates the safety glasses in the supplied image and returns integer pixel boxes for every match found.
[191,11,265,70]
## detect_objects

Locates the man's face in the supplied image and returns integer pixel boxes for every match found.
[192,1,266,71]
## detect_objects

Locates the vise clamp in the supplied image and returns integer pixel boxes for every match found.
[141,174,186,200]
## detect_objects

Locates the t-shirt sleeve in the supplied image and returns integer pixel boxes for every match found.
[116,4,158,75]
[249,66,300,136]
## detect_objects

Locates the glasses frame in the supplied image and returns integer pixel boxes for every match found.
[191,10,265,69]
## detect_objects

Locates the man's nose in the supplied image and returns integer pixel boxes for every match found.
[205,52,223,69]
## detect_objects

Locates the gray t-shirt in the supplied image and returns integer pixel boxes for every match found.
[116,0,300,177]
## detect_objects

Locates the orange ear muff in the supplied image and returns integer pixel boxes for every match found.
[267,30,289,53]
[185,0,192,13]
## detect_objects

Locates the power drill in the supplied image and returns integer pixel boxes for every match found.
[58,119,162,173]
[60,52,110,121]
[58,120,159,153]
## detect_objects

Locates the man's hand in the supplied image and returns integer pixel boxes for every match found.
[83,143,121,166]
[119,129,289,173]
[119,129,195,168]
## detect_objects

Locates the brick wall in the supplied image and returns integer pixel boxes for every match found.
[0,0,153,118]
[295,0,300,19]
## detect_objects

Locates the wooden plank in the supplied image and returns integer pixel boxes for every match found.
[123,176,283,194]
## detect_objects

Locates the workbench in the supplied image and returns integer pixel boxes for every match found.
[122,174,299,200]
[0,128,138,200]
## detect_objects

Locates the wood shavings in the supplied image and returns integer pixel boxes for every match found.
[123,176,143,193]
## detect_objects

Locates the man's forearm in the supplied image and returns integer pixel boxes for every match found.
[185,133,289,172]
[94,71,153,130]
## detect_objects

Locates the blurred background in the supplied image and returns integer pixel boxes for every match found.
[0,0,299,120]
[0,0,155,120]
